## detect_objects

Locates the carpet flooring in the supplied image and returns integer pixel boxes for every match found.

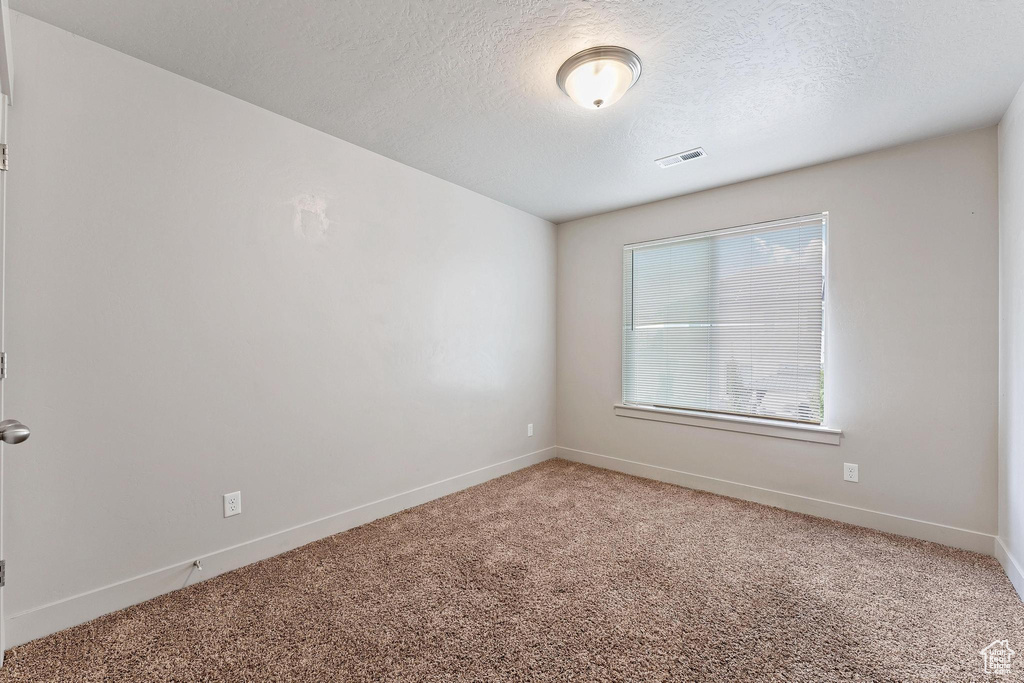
[1,459,1021,681]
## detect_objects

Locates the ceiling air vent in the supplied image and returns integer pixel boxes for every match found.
[655,147,707,168]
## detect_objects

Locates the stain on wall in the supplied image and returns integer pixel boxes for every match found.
[293,194,331,244]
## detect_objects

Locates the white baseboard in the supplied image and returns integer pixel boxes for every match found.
[5,446,557,649]
[995,537,1024,601]
[558,446,996,556]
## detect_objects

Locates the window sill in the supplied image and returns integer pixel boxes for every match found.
[613,404,842,445]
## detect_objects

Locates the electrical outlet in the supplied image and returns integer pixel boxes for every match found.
[843,463,859,483]
[223,491,241,517]
[527,423,534,437]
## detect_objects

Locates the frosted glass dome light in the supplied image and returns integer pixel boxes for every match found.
[556,46,642,110]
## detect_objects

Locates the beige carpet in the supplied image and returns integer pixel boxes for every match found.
[1,459,1021,682]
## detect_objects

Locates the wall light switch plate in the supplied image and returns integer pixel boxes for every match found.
[223,491,241,517]
[527,423,534,437]
[843,463,859,483]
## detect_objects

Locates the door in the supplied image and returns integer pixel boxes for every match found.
[0,73,31,671]
[0,2,26,663]
[0,84,6,666]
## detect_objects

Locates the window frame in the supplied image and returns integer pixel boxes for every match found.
[619,212,838,441]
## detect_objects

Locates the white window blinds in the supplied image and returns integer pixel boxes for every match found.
[622,213,826,424]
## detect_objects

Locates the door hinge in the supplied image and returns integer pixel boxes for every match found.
[0,144,8,171]
[1,352,7,380]
[0,560,6,587]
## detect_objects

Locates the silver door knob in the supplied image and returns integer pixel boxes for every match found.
[0,419,30,444]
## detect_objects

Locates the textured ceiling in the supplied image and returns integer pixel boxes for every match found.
[11,0,1024,223]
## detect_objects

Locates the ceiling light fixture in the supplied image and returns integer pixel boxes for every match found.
[556,46,642,110]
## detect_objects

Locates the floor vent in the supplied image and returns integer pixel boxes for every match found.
[655,147,707,168]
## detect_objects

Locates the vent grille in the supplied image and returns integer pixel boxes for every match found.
[655,147,707,168]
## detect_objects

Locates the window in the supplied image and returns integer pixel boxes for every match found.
[622,213,826,424]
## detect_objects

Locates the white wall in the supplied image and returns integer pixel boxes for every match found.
[558,128,999,550]
[999,80,1024,596]
[2,13,556,644]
